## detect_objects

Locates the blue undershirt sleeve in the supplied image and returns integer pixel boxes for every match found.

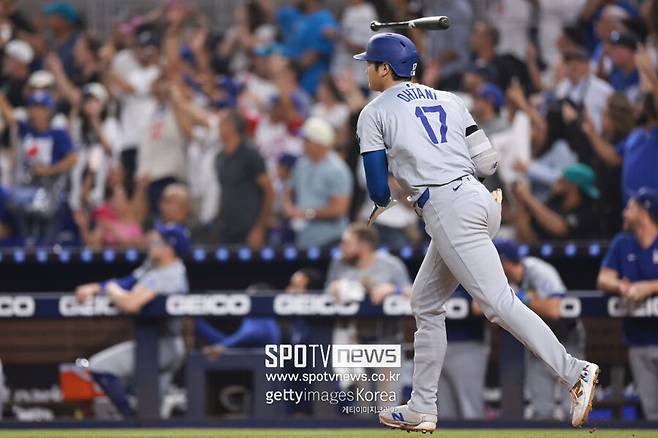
[362,150,391,207]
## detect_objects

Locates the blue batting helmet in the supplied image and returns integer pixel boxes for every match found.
[353,33,419,78]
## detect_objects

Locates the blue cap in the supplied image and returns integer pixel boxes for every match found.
[27,91,55,109]
[494,239,521,263]
[44,2,80,24]
[278,153,298,169]
[478,83,505,111]
[631,187,658,221]
[155,222,191,258]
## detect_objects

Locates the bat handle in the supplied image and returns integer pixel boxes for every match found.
[370,21,381,31]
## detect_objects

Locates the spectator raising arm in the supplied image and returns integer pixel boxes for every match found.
[513,181,569,238]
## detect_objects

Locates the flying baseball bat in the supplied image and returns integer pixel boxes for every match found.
[370,16,450,32]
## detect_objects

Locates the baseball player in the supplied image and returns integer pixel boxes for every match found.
[495,240,586,420]
[353,33,599,432]
[597,187,658,420]
[74,222,190,418]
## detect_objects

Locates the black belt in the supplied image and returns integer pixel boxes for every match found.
[416,175,470,209]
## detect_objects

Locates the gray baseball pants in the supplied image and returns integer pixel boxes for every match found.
[407,176,586,415]
[89,337,185,390]
[629,345,658,420]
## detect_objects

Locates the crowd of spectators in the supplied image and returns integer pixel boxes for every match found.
[0,0,657,250]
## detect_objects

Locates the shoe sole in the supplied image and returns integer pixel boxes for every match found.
[379,415,436,434]
[572,365,601,428]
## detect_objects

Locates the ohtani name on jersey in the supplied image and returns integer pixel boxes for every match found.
[396,86,437,103]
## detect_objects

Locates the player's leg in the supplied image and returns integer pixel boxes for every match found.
[423,178,597,426]
[88,340,136,417]
[449,341,487,419]
[525,351,556,419]
[628,345,658,420]
[379,240,458,431]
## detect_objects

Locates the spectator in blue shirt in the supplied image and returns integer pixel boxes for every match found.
[0,91,77,243]
[617,94,658,205]
[277,0,337,96]
[606,31,641,102]
[598,187,658,420]
[197,283,281,360]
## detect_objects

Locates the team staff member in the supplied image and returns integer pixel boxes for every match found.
[598,187,658,420]
[75,222,190,418]
[496,240,585,420]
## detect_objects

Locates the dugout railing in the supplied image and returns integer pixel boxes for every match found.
[0,290,656,422]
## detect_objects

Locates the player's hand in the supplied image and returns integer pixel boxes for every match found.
[619,277,632,296]
[626,281,655,302]
[491,188,503,205]
[367,199,398,226]
[369,283,396,305]
[75,283,100,303]
[203,344,225,360]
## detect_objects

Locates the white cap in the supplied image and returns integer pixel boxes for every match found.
[302,117,335,148]
[5,39,34,64]
[83,82,109,105]
[28,70,55,88]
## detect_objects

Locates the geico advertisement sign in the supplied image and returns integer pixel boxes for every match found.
[383,295,470,319]
[273,294,359,315]
[608,296,658,317]
[59,296,119,316]
[0,295,35,317]
[166,294,250,315]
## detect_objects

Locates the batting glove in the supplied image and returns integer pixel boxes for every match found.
[367,199,398,226]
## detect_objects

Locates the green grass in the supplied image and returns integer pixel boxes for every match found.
[0,429,655,438]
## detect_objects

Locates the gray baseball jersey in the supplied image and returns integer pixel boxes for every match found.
[357,81,587,417]
[357,82,480,200]
[88,259,188,379]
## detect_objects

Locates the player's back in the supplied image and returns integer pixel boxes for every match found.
[357,81,476,199]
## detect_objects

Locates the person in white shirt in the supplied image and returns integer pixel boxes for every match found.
[555,47,614,133]
[106,28,160,195]
[330,0,377,90]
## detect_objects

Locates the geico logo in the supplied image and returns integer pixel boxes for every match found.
[59,296,118,317]
[383,296,469,318]
[166,294,251,315]
[273,294,359,315]
[0,295,35,317]
[383,295,412,315]
[608,296,658,317]
[560,297,582,318]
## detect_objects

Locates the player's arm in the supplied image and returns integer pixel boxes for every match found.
[526,294,562,320]
[105,282,156,314]
[357,105,396,225]
[466,124,499,179]
[597,267,625,295]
